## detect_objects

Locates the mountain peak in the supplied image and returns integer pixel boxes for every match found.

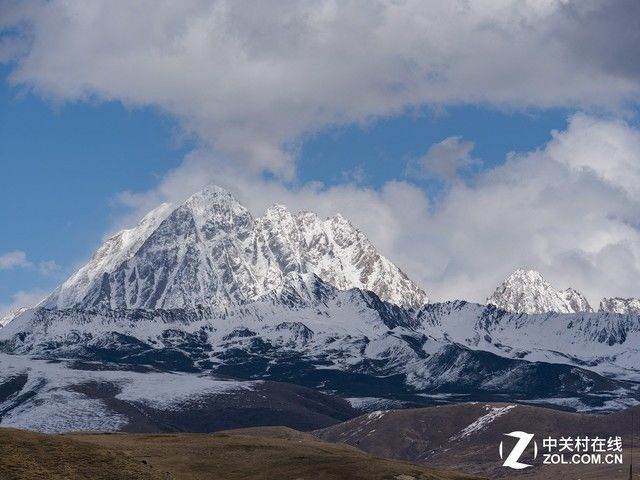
[330,212,349,224]
[598,297,640,315]
[487,268,592,314]
[43,201,175,309]
[264,203,293,219]
[45,186,428,310]
[186,184,235,202]
[509,268,544,281]
[183,185,244,214]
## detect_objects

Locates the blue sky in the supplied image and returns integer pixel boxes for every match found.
[0,68,188,306]
[298,106,571,188]
[2,0,640,306]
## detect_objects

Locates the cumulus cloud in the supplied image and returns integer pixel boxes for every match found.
[549,0,640,80]
[406,136,480,183]
[2,0,640,177]
[0,250,59,274]
[545,114,640,200]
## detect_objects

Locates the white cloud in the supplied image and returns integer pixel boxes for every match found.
[545,114,640,200]
[36,260,60,275]
[0,250,59,274]
[406,136,480,182]
[2,0,640,177]
[0,288,48,319]
[0,251,30,269]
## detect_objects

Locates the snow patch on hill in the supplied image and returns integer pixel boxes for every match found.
[450,405,516,441]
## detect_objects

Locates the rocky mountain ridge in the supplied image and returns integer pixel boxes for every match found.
[486,269,592,314]
[3,279,639,412]
[42,186,428,311]
[487,268,640,315]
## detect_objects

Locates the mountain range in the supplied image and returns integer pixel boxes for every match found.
[487,267,640,315]
[0,185,639,434]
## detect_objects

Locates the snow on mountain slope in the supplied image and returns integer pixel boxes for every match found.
[45,202,175,309]
[0,353,257,432]
[0,308,29,327]
[1,274,422,365]
[487,269,592,314]
[481,270,640,374]
[0,353,358,433]
[414,301,640,380]
[2,284,637,412]
[43,186,427,310]
[560,288,593,313]
[599,297,640,314]
[257,205,427,308]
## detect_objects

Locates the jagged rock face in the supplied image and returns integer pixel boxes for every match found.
[599,297,640,315]
[43,186,428,310]
[560,288,593,313]
[487,269,592,314]
[46,202,175,309]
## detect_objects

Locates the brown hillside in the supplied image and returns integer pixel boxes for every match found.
[0,426,482,480]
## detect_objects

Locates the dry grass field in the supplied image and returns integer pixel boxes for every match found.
[0,427,482,480]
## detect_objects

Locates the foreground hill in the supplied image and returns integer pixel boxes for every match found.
[0,426,480,480]
[316,402,639,479]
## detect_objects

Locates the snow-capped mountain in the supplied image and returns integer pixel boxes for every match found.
[2,285,635,412]
[416,300,640,382]
[487,269,592,314]
[599,297,640,315]
[43,186,428,310]
[2,187,639,421]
